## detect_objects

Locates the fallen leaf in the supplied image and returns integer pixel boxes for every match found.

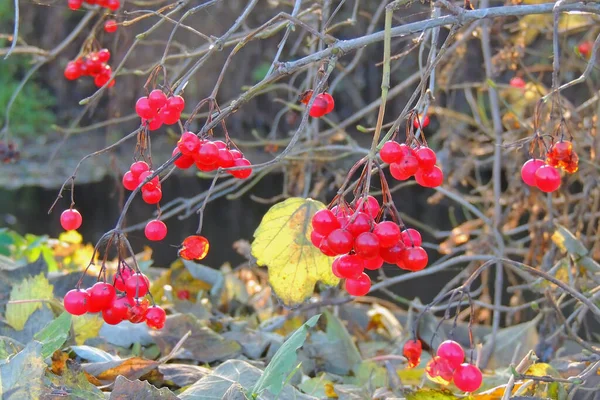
[70,345,120,363]
[158,364,210,387]
[34,311,71,359]
[251,198,338,307]
[5,273,54,330]
[84,357,159,382]
[109,375,180,400]
[0,341,46,398]
[73,313,103,345]
[44,360,105,399]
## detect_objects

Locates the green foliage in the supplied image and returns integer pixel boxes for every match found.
[0,228,57,271]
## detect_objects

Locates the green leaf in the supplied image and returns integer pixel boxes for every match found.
[33,312,71,359]
[324,310,362,368]
[0,341,46,398]
[251,314,320,397]
[5,273,54,330]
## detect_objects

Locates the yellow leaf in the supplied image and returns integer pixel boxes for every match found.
[6,274,54,330]
[407,389,458,400]
[526,363,560,378]
[58,231,82,245]
[473,382,524,400]
[73,313,103,345]
[398,367,426,386]
[251,198,338,307]
[324,383,338,398]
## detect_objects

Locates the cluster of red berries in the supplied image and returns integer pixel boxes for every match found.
[310,195,428,296]
[300,91,335,118]
[173,132,252,178]
[122,161,164,205]
[64,49,114,88]
[135,90,185,131]
[63,267,166,329]
[104,19,118,33]
[521,141,578,193]
[405,340,482,393]
[380,142,443,188]
[0,141,20,164]
[68,0,120,11]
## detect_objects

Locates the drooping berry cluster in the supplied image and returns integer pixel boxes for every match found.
[64,49,115,88]
[300,91,335,118]
[136,90,185,131]
[122,161,164,205]
[425,340,483,393]
[173,133,252,178]
[402,339,422,368]
[68,0,120,11]
[63,267,166,329]
[178,235,210,261]
[380,142,443,188]
[521,140,577,193]
[310,195,429,296]
[0,141,20,163]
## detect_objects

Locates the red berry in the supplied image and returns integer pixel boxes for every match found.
[309,96,329,118]
[321,93,335,114]
[145,306,166,329]
[144,117,163,131]
[355,196,379,219]
[403,339,422,368]
[179,235,210,260]
[176,290,190,300]
[345,273,371,296]
[521,159,544,186]
[167,95,185,112]
[509,77,526,89]
[390,156,419,180]
[213,140,227,150]
[178,132,201,156]
[94,69,115,88]
[60,209,83,231]
[415,147,437,170]
[135,97,157,120]
[63,289,89,315]
[437,340,465,369]
[552,141,573,160]
[363,256,384,270]
[346,212,372,237]
[380,141,403,164]
[354,232,380,260]
[97,48,111,63]
[319,239,337,257]
[217,149,235,168]
[109,295,134,320]
[415,165,444,188]
[67,0,82,10]
[172,148,195,169]
[122,171,138,190]
[230,158,252,179]
[142,187,162,204]
[414,114,430,129]
[130,161,149,178]
[453,364,483,393]
[145,220,167,241]
[312,209,341,236]
[373,221,401,248]
[426,356,454,383]
[114,268,134,292]
[326,229,354,255]
[331,257,344,278]
[138,171,160,191]
[125,273,150,298]
[104,19,117,33]
[107,0,120,10]
[102,305,124,325]
[578,41,593,58]
[87,282,116,313]
[64,62,81,80]
[159,107,181,125]
[401,246,428,271]
[401,228,422,246]
[148,89,167,109]
[534,165,561,192]
[335,254,364,279]
[196,141,219,166]
[230,149,243,160]
[310,230,325,248]
[128,298,149,323]
[379,243,405,264]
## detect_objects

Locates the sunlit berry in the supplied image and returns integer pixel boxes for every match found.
[520,159,544,187]
[345,273,371,296]
[145,220,167,241]
[453,364,483,393]
[64,289,89,315]
[60,209,83,231]
[534,165,561,193]
[373,221,401,248]
[436,340,465,369]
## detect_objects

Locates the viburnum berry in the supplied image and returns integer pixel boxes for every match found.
[415,165,444,188]
[335,254,364,279]
[363,255,384,270]
[308,94,330,118]
[102,305,124,325]
[178,132,201,156]
[390,155,419,181]
[87,282,116,313]
[128,298,149,323]
[106,295,133,322]
[401,228,422,247]
[578,41,593,58]
[114,267,135,292]
[509,77,526,89]
[355,195,380,219]
[521,159,545,186]
[167,95,185,112]
[413,114,430,129]
[64,289,89,315]
[64,62,81,80]
[97,49,110,63]
[130,161,150,177]
[142,187,162,204]
[146,306,167,329]
[60,209,83,231]
[145,220,167,241]
[230,149,243,160]
[380,141,404,164]
[373,221,401,248]
[403,339,422,368]
[310,230,325,248]
[346,212,372,237]
[144,117,163,131]
[106,0,120,11]
[326,229,354,255]
[426,356,454,384]
[379,243,405,264]
[196,141,219,166]
[345,272,371,296]
[230,158,252,179]
[176,289,191,300]
[534,165,561,193]
[401,246,428,271]
[179,235,210,260]
[172,148,195,169]
[331,257,343,278]
[67,0,83,10]
[437,340,465,369]
[415,147,437,170]
[125,273,150,298]
[148,89,167,109]
[217,149,235,168]
[319,239,337,257]
[104,19,118,33]
[135,97,156,120]
[159,107,180,125]
[354,232,380,259]
[552,141,573,160]
[453,364,483,393]
[312,209,341,236]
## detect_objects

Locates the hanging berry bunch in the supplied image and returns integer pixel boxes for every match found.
[424,340,483,393]
[68,0,120,11]
[64,49,115,88]
[135,90,185,131]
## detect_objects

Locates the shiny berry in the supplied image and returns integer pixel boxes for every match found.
[63,289,89,315]
[178,132,200,156]
[97,49,110,62]
[87,282,116,313]
[159,107,180,125]
[401,246,428,271]
[167,95,185,112]
[354,232,380,259]
[346,212,372,237]
[326,229,354,255]
[114,268,134,292]
[135,97,156,120]
[130,161,149,177]
[64,62,81,80]
[308,96,329,118]
[401,228,422,246]
[319,239,337,257]
[128,298,149,323]
[312,209,341,236]
[102,305,124,325]
[122,171,138,191]
[520,159,544,186]
[426,356,454,384]
[345,273,371,296]
[380,141,403,164]
[379,243,405,264]
[142,187,162,204]
[67,0,82,10]
[578,41,593,58]
[60,209,83,231]
[331,257,344,278]
[230,158,252,179]
[453,364,483,392]
[335,254,364,279]
[172,148,195,169]
[196,141,219,166]
[217,149,235,168]
[415,147,437,170]
[145,220,167,241]
[534,165,561,192]
[413,114,430,129]
[145,306,166,329]
[179,235,210,260]
[553,141,573,160]
[355,195,379,219]
[148,89,167,109]
[364,256,384,270]
[107,0,120,11]
[415,165,443,188]
[310,230,325,248]
[125,273,150,298]
[403,339,422,368]
[390,156,419,180]
[437,340,465,369]
[509,77,526,89]
[321,93,335,114]
[373,221,401,248]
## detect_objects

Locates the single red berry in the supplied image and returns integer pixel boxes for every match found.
[158,107,180,125]
[401,228,422,247]
[196,161,217,172]
[63,289,89,315]
[426,356,454,383]
[379,243,405,264]
[364,256,384,270]
[326,229,354,255]
[319,239,337,257]
[142,187,162,204]
[380,141,404,164]
[67,0,83,10]
[345,273,371,296]
[97,48,111,63]
[415,147,437,170]
[130,161,149,178]
[87,282,117,313]
[310,230,325,248]
[148,89,167,109]
[114,268,134,292]
[509,77,526,89]
[176,289,191,300]
[230,158,252,179]
[135,97,156,120]
[521,159,545,186]
[354,232,380,260]
[178,132,201,156]
[578,41,593,58]
[144,116,163,131]
[64,61,81,80]
[217,149,235,168]
[128,298,149,323]
[346,212,372,237]
[321,93,335,114]
[125,273,150,298]
[167,95,185,112]
[109,295,134,320]
[179,235,210,260]
[145,220,167,241]
[552,141,573,160]
[332,257,344,278]
[403,339,422,368]
[413,114,430,129]
[415,165,444,188]
[312,209,341,236]
[437,340,465,369]
[102,305,124,325]
[373,221,401,248]
[401,246,428,271]
[390,156,419,180]
[104,19,118,33]
[309,96,329,118]
[230,149,243,160]
[122,171,139,190]
[453,364,483,393]
[355,195,379,219]
[335,254,365,279]
[196,141,219,166]
[534,165,561,193]
[94,69,115,88]
[106,0,120,10]
[60,209,83,231]
[145,306,166,329]
[213,140,227,150]
[172,148,195,169]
